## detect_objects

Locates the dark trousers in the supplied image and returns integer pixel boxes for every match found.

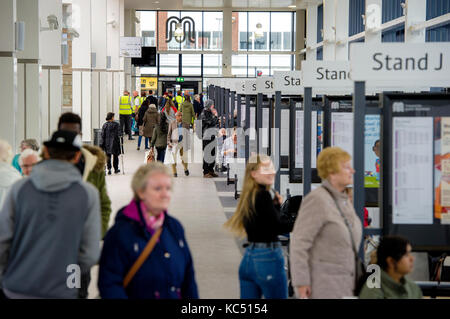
[106,153,119,171]
[119,114,132,138]
[156,147,166,162]
[203,138,216,175]
[78,271,91,299]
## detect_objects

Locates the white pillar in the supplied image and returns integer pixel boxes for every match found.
[365,0,382,44]
[405,0,427,43]
[0,0,18,150]
[72,0,92,142]
[335,0,349,60]
[17,0,41,146]
[124,8,134,92]
[91,0,107,130]
[222,8,232,76]
[323,0,336,60]
[295,9,306,69]
[39,0,62,141]
[306,3,318,61]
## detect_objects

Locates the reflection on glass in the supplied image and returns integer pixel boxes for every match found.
[159,54,179,75]
[248,12,269,51]
[181,11,202,50]
[270,12,292,51]
[203,54,222,76]
[139,11,157,47]
[270,55,292,75]
[232,55,247,77]
[158,11,181,51]
[203,12,223,50]
[182,54,201,76]
[248,55,269,77]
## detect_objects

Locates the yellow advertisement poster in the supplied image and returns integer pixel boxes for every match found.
[140,77,158,91]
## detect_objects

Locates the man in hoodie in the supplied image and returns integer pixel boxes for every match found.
[58,112,112,298]
[0,130,101,299]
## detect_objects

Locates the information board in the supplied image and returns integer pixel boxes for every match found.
[365,115,381,188]
[331,112,354,159]
[120,37,142,57]
[295,110,318,168]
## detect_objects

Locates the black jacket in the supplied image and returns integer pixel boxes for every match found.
[193,100,203,118]
[137,104,149,126]
[199,108,219,139]
[146,95,158,107]
[101,121,121,155]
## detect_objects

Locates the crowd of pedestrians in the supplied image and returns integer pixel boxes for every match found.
[0,89,425,300]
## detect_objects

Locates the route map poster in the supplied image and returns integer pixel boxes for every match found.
[434,117,450,225]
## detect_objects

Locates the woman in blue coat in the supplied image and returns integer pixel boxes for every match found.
[98,162,198,299]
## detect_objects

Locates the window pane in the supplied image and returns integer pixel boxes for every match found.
[159,54,179,75]
[139,11,157,47]
[248,12,269,51]
[234,12,247,51]
[248,54,269,77]
[181,12,202,50]
[203,12,223,51]
[270,12,292,51]
[182,54,201,76]
[232,54,247,77]
[157,11,181,51]
[203,54,222,76]
[270,54,292,75]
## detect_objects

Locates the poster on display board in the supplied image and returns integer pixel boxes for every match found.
[434,117,450,225]
[281,110,290,156]
[392,117,433,225]
[295,110,318,168]
[365,115,381,188]
[262,108,270,148]
[331,112,354,159]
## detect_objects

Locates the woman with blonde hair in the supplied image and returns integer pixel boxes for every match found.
[98,162,198,299]
[224,154,292,299]
[289,146,362,299]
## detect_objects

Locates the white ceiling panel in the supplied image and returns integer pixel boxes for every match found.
[125,0,301,10]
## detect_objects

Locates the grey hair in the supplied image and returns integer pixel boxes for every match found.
[19,149,40,166]
[21,139,39,151]
[0,140,13,163]
[131,162,172,200]
[204,99,214,109]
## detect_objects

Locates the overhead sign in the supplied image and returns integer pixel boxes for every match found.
[256,76,274,94]
[244,79,257,95]
[350,43,450,86]
[120,37,142,57]
[236,81,245,94]
[273,71,304,94]
[302,60,352,88]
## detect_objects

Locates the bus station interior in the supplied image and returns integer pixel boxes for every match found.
[1,0,450,299]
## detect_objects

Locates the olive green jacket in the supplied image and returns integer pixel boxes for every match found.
[151,125,168,149]
[82,146,112,238]
[359,269,423,299]
[179,101,195,126]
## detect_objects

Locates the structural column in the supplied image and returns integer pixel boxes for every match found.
[323,0,336,60]
[405,0,427,43]
[0,0,18,150]
[305,3,318,61]
[295,9,306,70]
[334,0,349,60]
[222,8,232,76]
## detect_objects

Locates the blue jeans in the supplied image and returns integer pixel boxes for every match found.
[239,245,287,299]
[138,136,149,148]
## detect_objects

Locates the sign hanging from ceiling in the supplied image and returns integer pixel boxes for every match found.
[273,71,304,94]
[350,43,450,87]
[120,37,142,57]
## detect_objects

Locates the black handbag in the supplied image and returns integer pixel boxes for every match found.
[323,186,367,296]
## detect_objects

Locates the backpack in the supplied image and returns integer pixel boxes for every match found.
[279,195,302,229]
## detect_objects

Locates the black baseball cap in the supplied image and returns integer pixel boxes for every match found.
[44,130,82,151]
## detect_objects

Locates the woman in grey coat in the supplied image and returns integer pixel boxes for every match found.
[289,146,362,299]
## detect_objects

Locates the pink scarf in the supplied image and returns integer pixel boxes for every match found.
[123,200,165,235]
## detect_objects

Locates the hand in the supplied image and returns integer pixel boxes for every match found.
[274,192,283,205]
[297,286,311,299]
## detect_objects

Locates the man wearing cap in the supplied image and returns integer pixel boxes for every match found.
[0,130,101,299]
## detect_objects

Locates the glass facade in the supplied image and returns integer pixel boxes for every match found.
[138,10,295,77]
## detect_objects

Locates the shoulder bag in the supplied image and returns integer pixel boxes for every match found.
[323,186,367,296]
[123,227,163,288]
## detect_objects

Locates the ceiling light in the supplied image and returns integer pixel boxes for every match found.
[154,1,159,3]
[288,5,297,8]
